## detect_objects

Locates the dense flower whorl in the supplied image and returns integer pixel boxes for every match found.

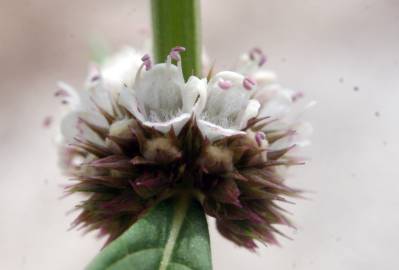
[58,47,312,249]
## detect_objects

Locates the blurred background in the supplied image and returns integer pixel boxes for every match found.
[1,0,398,269]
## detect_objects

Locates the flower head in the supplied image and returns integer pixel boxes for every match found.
[58,46,312,249]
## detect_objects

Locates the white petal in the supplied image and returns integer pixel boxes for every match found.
[75,83,115,116]
[80,111,109,128]
[236,99,261,129]
[204,71,255,128]
[60,111,107,146]
[118,87,145,122]
[100,47,143,92]
[84,64,101,90]
[182,76,207,114]
[56,81,80,108]
[279,99,317,126]
[252,70,277,88]
[235,53,257,75]
[60,112,80,143]
[293,121,313,147]
[134,62,184,117]
[257,85,293,119]
[143,113,191,134]
[197,120,245,142]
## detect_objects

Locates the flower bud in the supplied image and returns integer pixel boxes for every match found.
[199,145,234,174]
[142,137,181,164]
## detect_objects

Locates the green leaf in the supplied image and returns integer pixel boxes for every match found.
[86,196,212,270]
[151,0,202,79]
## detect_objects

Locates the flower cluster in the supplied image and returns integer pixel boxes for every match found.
[57,46,312,249]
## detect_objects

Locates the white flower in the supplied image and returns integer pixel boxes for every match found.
[57,46,313,166]
[58,47,313,248]
[56,47,143,144]
[195,71,260,140]
[100,47,143,93]
[119,47,206,134]
[236,48,314,149]
[194,48,312,149]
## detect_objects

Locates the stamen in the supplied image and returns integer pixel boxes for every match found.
[249,48,262,60]
[54,89,70,97]
[255,132,266,146]
[170,51,180,61]
[259,55,267,66]
[243,77,256,90]
[141,54,152,70]
[91,75,101,82]
[218,79,232,90]
[134,54,152,85]
[249,47,267,67]
[134,63,145,86]
[169,46,186,61]
[141,54,150,61]
[172,46,186,53]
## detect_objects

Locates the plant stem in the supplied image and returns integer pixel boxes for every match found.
[151,0,202,79]
[149,3,211,268]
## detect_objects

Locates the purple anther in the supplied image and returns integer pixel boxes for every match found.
[259,54,267,66]
[243,77,256,90]
[141,54,152,71]
[249,47,267,66]
[249,47,263,60]
[170,50,181,61]
[144,59,152,71]
[91,75,101,82]
[255,132,266,146]
[218,79,232,90]
[169,46,186,61]
[172,46,186,53]
[54,89,70,97]
[141,54,150,61]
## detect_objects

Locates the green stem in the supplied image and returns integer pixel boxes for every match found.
[151,0,202,79]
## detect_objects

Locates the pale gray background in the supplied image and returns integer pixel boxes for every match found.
[1,0,398,269]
